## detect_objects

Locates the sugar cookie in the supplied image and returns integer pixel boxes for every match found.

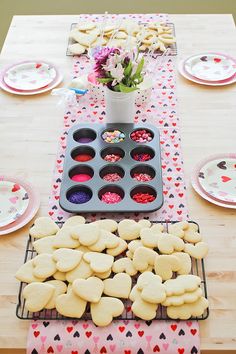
[138,219,151,229]
[44,280,67,309]
[130,285,158,320]
[71,224,100,246]
[118,219,142,240]
[106,238,128,256]
[83,252,114,273]
[162,287,203,306]
[103,273,132,298]
[91,297,124,326]
[29,217,59,239]
[56,290,87,318]
[33,236,56,254]
[33,254,57,278]
[93,269,111,279]
[73,276,104,302]
[53,228,80,249]
[53,248,83,272]
[133,247,157,271]
[53,270,67,281]
[140,228,160,248]
[68,43,86,55]
[184,242,208,259]
[126,250,134,259]
[62,216,85,228]
[137,272,166,304]
[167,296,209,319]
[172,252,192,275]
[128,240,143,253]
[89,229,119,252]
[15,259,45,283]
[93,219,118,232]
[76,245,90,253]
[164,275,202,296]
[112,257,137,276]
[154,254,180,280]
[157,233,185,254]
[23,282,55,312]
[168,221,189,238]
[66,259,93,282]
[183,223,202,243]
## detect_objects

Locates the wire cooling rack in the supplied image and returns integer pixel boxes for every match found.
[16,221,209,321]
[66,22,177,56]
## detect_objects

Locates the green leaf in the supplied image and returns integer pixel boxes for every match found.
[97,78,113,84]
[132,57,145,80]
[124,61,132,78]
[119,83,138,93]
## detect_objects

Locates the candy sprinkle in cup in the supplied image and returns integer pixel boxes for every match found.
[103,173,122,182]
[102,130,125,143]
[132,192,156,204]
[131,129,153,143]
[101,192,122,204]
[133,173,152,182]
[104,153,122,162]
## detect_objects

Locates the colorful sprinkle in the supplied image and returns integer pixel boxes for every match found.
[103,173,122,182]
[104,154,122,162]
[133,153,152,161]
[102,130,125,143]
[71,174,92,182]
[133,173,152,182]
[101,192,122,204]
[74,154,93,162]
[131,129,153,143]
[132,192,156,203]
[68,191,91,204]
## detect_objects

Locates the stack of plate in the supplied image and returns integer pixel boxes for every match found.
[178,52,236,86]
[0,60,63,95]
[0,176,40,235]
[191,154,236,209]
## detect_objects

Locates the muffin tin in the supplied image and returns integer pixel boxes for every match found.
[59,123,163,213]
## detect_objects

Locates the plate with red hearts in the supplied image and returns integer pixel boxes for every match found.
[194,153,236,205]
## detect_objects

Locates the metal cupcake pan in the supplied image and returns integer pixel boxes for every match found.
[59,123,163,213]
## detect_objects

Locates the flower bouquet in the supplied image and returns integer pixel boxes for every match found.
[92,47,145,122]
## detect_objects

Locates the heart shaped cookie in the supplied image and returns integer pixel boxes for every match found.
[33,236,56,254]
[62,215,85,229]
[92,219,118,232]
[140,228,160,248]
[162,287,203,306]
[15,259,45,283]
[66,259,93,282]
[73,276,104,302]
[23,282,55,312]
[154,254,181,280]
[44,280,67,309]
[106,238,128,256]
[93,269,112,279]
[112,257,137,276]
[133,247,157,271]
[83,252,114,273]
[183,223,202,244]
[118,219,142,240]
[164,275,202,296]
[30,217,59,239]
[172,252,192,275]
[137,272,166,304]
[71,224,100,246]
[33,254,57,278]
[167,296,209,320]
[91,297,124,326]
[184,241,208,259]
[56,290,87,318]
[53,228,80,249]
[128,240,144,253]
[53,248,83,272]
[168,221,189,238]
[138,219,151,228]
[103,273,132,298]
[130,285,158,320]
[89,229,119,252]
[157,233,185,254]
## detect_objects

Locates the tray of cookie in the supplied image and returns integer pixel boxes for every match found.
[16,216,209,325]
[59,123,163,214]
[66,20,177,56]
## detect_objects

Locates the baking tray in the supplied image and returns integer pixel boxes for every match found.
[16,221,209,321]
[66,22,177,56]
[59,123,163,213]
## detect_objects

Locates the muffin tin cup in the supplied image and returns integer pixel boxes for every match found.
[59,123,163,213]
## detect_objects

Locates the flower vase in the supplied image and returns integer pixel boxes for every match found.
[105,87,136,123]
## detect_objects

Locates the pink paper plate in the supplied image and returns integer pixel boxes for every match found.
[191,153,236,209]
[0,60,63,95]
[0,175,40,235]
[178,52,236,86]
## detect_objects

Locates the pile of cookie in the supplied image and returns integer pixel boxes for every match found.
[15,217,209,326]
[68,20,176,55]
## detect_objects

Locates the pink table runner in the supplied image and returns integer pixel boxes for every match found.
[27,13,200,354]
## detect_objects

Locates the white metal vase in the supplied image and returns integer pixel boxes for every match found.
[105,87,136,123]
